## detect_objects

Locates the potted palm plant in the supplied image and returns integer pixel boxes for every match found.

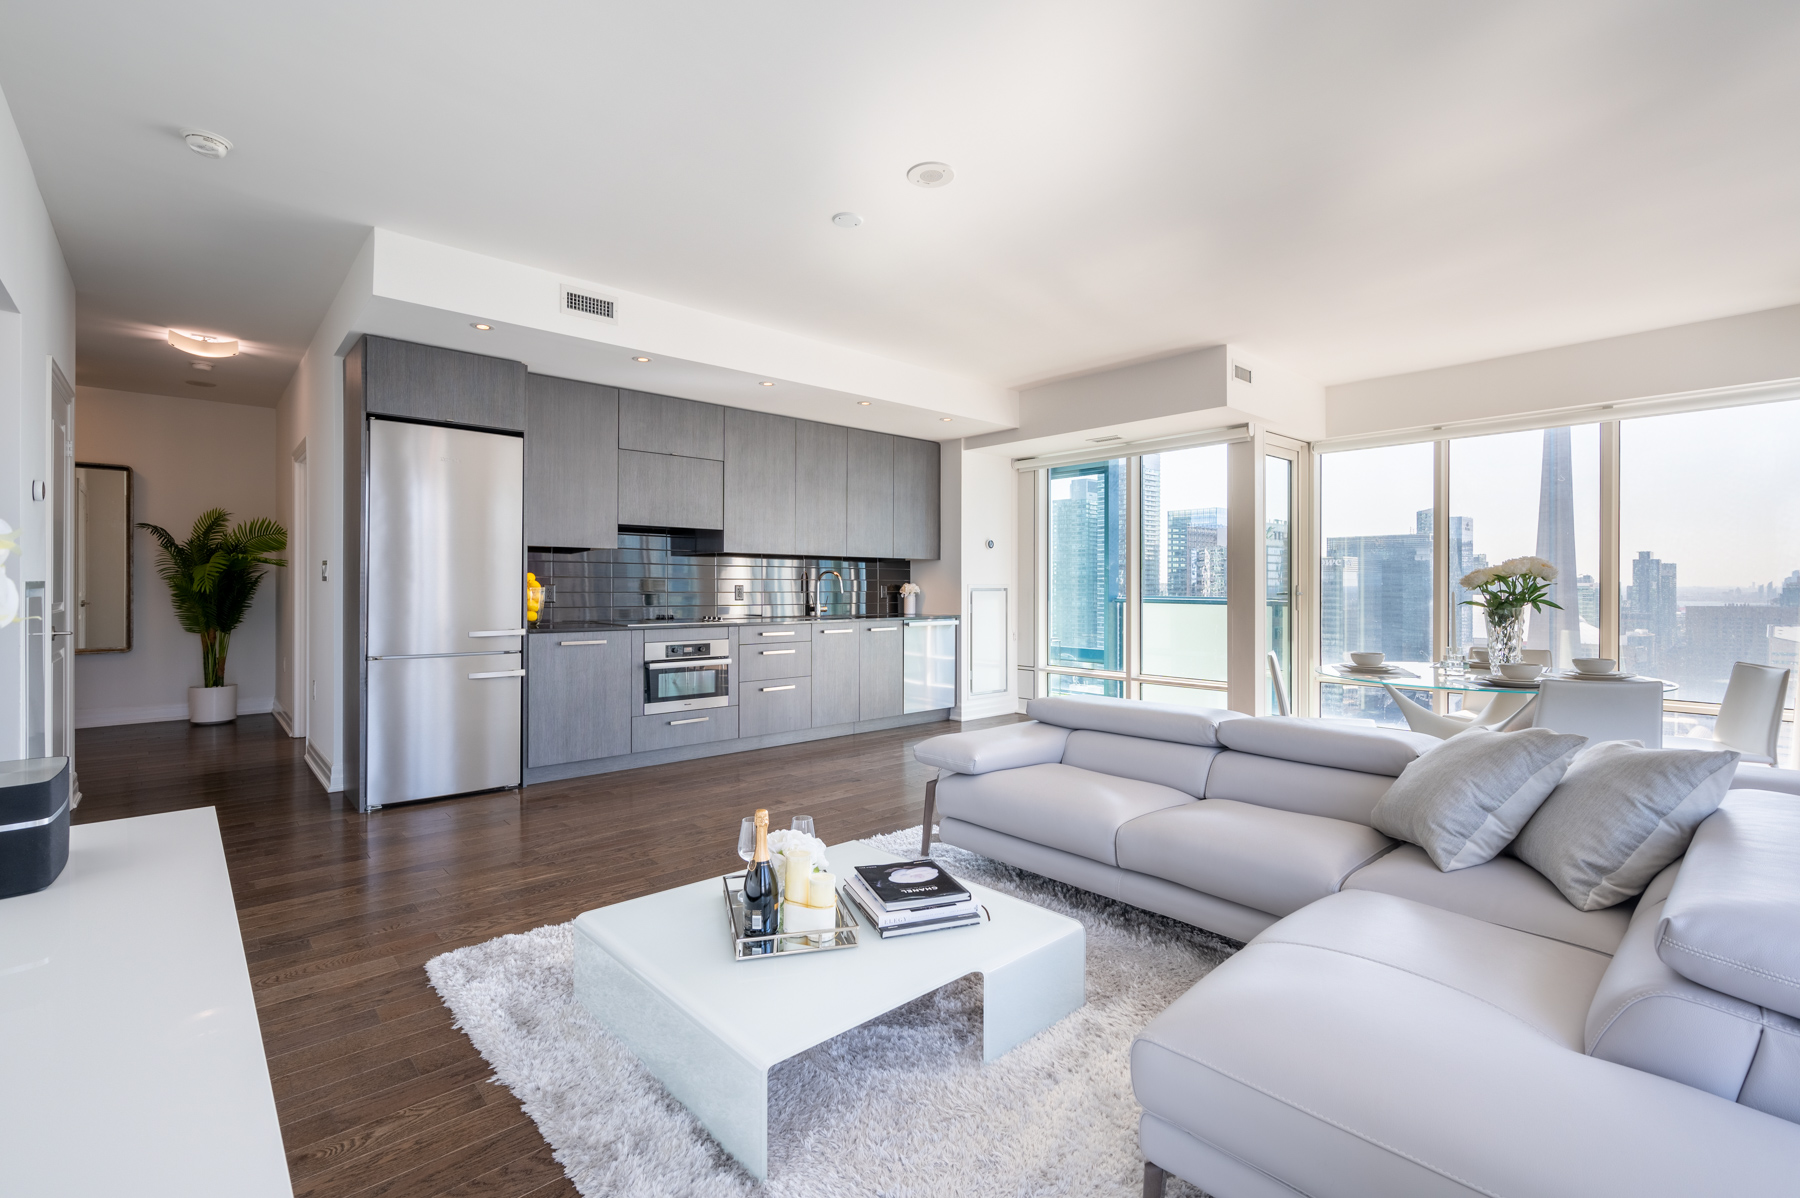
[138,509,288,724]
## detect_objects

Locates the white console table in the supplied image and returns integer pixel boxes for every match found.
[0,807,292,1196]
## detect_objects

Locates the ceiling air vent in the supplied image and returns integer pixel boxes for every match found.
[1233,364,1253,384]
[1087,434,1122,443]
[561,284,618,323]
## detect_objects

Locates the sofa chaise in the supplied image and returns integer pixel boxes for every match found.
[912,695,1800,1197]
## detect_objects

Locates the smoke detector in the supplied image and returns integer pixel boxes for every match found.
[181,129,232,159]
[907,162,954,188]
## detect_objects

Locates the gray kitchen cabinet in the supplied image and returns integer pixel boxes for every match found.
[811,624,860,726]
[794,420,847,557]
[358,335,525,431]
[739,676,812,737]
[724,408,796,554]
[618,450,723,529]
[891,437,941,560]
[526,375,618,549]
[858,619,905,720]
[526,633,632,766]
[619,390,724,459]
[846,429,894,559]
[633,707,739,753]
[739,640,812,682]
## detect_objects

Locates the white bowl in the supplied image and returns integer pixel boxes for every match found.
[1348,652,1385,668]
[1497,662,1544,681]
[1572,658,1616,675]
[1467,647,1490,663]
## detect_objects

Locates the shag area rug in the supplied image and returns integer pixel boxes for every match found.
[425,829,1237,1196]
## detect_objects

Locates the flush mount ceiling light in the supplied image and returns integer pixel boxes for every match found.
[181,129,232,159]
[831,212,862,228]
[168,329,239,358]
[632,356,652,363]
[470,322,492,331]
[907,162,954,188]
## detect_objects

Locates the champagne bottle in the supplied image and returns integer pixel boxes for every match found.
[742,809,777,954]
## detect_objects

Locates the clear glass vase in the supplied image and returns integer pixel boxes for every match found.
[1487,610,1526,666]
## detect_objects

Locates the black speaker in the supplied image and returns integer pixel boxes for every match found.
[0,757,70,899]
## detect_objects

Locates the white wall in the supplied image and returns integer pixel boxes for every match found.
[0,82,76,760]
[1327,302,1800,438]
[72,387,279,727]
[912,441,1018,721]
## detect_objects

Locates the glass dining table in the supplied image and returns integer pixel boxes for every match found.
[1316,662,1679,696]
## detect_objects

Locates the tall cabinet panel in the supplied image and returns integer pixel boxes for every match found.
[724,408,796,555]
[794,420,847,557]
[892,437,941,560]
[811,623,860,726]
[846,429,894,559]
[526,633,632,766]
[526,375,618,549]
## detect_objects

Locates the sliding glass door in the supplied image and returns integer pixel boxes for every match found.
[1046,459,1126,694]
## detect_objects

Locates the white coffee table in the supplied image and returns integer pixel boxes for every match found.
[571,839,1086,1180]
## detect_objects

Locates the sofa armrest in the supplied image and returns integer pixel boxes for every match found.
[1730,764,1800,796]
[913,721,1071,774]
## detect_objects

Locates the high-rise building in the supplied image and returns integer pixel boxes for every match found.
[1141,454,1162,597]
[1322,512,1432,663]
[1780,570,1800,608]
[1265,516,1290,601]
[1529,426,1584,656]
[1167,507,1226,599]
[1446,514,1477,647]
[1047,461,1126,669]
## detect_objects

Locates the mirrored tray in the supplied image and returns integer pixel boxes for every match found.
[723,873,861,962]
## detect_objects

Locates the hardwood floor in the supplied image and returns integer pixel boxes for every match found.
[73,711,1016,1198]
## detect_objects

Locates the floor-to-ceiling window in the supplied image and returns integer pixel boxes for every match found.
[1046,458,1126,696]
[1318,443,1436,723]
[1265,454,1294,712]
[1621,400,1800,756]
[1449,425,1601,666]
[1140,444,1229,687]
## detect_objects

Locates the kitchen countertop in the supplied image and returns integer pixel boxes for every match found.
[530,614,958,632]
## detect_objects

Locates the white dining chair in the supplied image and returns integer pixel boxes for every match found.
[1514,679,1665,747]
[1666,662,1791,765]
[1267,652,1291,717]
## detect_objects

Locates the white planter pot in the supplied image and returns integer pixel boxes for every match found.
[188,685,238,725]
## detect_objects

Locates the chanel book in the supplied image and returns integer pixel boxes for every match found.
[851,859,971,910]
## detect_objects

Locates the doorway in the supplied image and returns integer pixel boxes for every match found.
[290,442,308,739]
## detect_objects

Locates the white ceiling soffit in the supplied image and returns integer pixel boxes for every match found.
[5,3,1800,410]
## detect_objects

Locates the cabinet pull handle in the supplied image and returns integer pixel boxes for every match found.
[820,628,853,635]
[760,649,796,655]
[759,630,797,637]
[761,685,797,692]
[559,639,608,646]
[469,629,526,638]
[868,626,899,632]
[670,716,709,726]
[468,669,526,680]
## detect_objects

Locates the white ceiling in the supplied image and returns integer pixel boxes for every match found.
[4,1,1800,410]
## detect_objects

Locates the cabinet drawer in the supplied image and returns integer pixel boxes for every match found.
[742,623,812,643]
[632,707,739,753]
[739,676,813,738]
[739,641,813,681]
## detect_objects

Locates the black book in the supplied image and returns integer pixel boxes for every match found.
[852,859,971,910]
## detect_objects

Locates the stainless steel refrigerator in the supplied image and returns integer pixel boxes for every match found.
[362,418,524,807]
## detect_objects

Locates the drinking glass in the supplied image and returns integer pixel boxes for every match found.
[1441,648,1466,676]
[737,817,756,862]
[790,815,815,837]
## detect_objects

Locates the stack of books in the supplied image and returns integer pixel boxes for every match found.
[844,859,984,938]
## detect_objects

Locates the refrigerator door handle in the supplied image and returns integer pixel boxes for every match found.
[370,650,520,661]
[469,629,527,638]
[468,669,527,680]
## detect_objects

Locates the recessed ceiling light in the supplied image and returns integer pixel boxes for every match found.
[907,162,954,188]
[168,330,239,358]
[831,212,862,228]
[759,381,775,387]
[181,129,232,159]
[632,356,652,363]
[940,417,953,422]
[186,380,218,388]
[471,322,492,331]
[857,401,871,406]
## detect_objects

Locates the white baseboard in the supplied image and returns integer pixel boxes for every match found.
[271,703,294,737]
[303,741,336,791]
[75,696,276,729]
[958,692,1019,722]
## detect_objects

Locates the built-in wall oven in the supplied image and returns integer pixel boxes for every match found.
[643,638,732,715]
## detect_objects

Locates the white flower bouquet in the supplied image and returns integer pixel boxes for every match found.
[766,827,829,889]
[1458,555,1561,621]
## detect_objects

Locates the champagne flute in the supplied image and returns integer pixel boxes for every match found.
[737,816,756,863]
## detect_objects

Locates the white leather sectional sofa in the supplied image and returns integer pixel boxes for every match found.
[913,695,1800,1198]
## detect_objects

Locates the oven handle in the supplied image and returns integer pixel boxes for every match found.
[647,658,732,670]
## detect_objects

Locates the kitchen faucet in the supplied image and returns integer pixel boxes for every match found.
[810,569,846,617]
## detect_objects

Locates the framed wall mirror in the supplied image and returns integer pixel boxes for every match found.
[75,463,132,653]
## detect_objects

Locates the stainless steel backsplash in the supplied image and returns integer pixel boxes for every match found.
[528,533,912,624]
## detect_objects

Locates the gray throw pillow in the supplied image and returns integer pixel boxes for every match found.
[1513,740,1740,911]
[1370,726,1588,871]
